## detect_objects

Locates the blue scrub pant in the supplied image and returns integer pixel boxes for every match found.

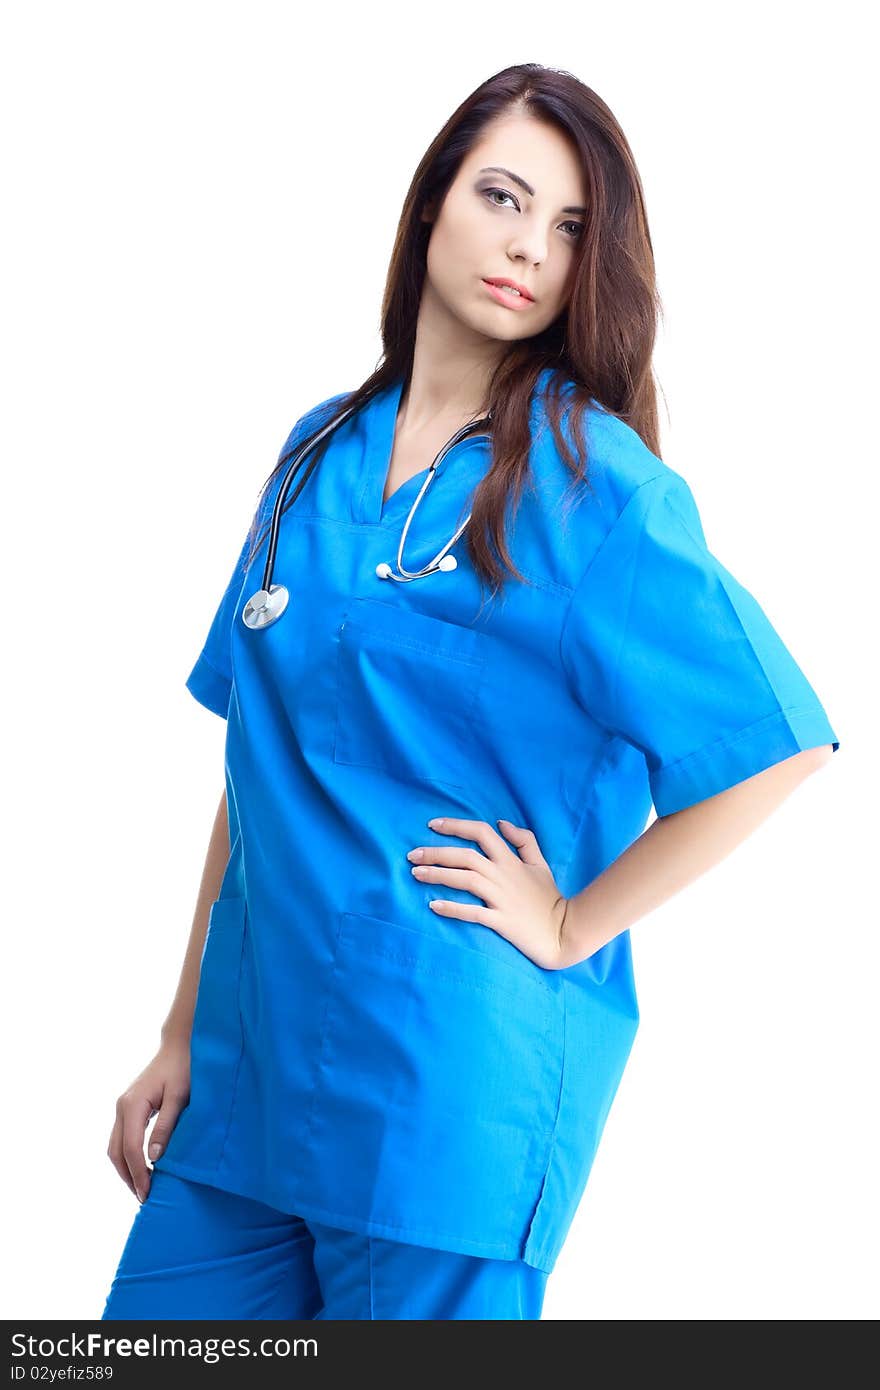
[101,1170,548,1320]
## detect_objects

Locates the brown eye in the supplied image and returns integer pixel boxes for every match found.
[483,187,518,210]
[483,188,583,241]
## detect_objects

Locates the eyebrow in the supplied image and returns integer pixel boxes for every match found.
[478,166,586,216]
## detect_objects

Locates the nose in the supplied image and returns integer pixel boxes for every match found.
[506,240,546,270]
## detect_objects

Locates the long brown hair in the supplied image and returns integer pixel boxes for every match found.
[248,62,663,601]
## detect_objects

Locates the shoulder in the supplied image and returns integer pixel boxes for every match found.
[529,366,695,529]
[279,388,353,457]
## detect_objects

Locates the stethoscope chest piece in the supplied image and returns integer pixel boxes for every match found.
[242,584,289,630]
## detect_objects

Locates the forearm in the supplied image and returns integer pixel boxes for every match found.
[560,744,834,967]
[160,788,230,1046]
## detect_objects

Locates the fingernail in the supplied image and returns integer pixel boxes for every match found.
[149,1142,162,1159]
[407,849,423,861]
[428,818,443,828]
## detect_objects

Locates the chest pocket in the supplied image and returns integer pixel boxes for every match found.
[333,595,486,791]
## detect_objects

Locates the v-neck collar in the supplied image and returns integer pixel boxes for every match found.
[355,375,490,528]
[356,375,418,527]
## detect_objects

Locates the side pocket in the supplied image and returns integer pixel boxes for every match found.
[302,910,565,1250]
[159,896,247,1174]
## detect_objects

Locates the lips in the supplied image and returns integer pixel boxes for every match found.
[482,279,534,312]
[483,276,534,301]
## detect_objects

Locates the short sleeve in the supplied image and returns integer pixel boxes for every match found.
[184,423,300,718]
[185,392,351,717]
[184,529,254,718]
[559,470,840,817]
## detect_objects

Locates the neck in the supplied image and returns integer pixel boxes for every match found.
[398,293,502,433]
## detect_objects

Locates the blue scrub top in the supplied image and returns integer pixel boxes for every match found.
[153,367,840,1274]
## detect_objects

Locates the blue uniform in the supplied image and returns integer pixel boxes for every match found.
[102,1169,549,1320]
[153,367,839,1275]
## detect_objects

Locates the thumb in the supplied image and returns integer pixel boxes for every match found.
[148,1103,183,1162]
[496,818,545,866]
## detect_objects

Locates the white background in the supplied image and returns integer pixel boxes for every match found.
[2,0,875,1322]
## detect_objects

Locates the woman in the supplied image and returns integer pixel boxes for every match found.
[102,63,839,1321]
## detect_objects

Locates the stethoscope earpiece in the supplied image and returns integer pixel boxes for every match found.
[375,552,457,580]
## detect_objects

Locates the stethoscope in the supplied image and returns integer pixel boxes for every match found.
[241,390,494,630]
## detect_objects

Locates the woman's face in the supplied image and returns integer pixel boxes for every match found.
[423,112,587,345]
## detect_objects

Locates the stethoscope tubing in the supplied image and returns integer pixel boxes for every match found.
[386,414,491,581]
[259,396,365,594]
[242,388,493,627]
